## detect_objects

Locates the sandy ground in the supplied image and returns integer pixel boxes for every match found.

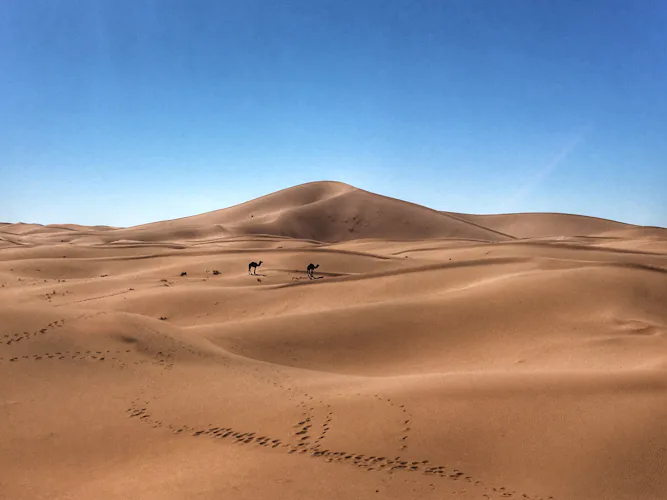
[1,182,666,500]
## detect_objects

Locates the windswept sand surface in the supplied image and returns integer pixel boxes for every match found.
[1,182,666,500]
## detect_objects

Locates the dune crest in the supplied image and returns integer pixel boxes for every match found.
[5,181,658,245]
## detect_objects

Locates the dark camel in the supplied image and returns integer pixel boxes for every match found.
[307,263,319,279]
[248,261,262,275]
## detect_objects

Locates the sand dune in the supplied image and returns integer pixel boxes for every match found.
[1,182,666,500]
[5,182,514,245]
[445,211,633,239]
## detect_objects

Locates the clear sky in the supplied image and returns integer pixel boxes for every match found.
[2,0,666,227]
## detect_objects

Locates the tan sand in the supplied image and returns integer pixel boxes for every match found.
[1,181,666,500]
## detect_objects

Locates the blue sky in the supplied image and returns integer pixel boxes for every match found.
[1,0,666,227]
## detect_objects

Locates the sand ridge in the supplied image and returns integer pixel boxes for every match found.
[1,181,666,500]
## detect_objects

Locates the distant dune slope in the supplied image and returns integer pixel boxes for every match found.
[445,212,634,239]
[596,226,667,239]
[3,181,662,245]
[116,181,515,243]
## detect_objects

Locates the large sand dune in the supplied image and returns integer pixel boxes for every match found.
[1,181,666,500]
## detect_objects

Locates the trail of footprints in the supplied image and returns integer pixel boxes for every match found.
[285,387,333,452]
[1,315,551,499]
[123,402,531,498]
[2,319,66,346]
[370,393,414,452]
[125,388,550,500]
[138,354,549,499]
[0,348,174,370]
[1,312,109,347]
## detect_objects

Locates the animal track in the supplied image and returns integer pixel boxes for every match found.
[2,349,124,365]
[0,348,174,370]
[198,365,549,499]
[0,310,552,500]
[1,312,111,348]
[122,379,550,500]
[2,319,66,346]
[371,393,414,451]
[125,398,550,499]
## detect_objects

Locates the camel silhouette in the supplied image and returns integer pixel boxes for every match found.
[248,261,262,275]
[307,263,320,279]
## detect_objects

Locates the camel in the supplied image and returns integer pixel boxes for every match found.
[307,263,319,279]
[248,261,262,275]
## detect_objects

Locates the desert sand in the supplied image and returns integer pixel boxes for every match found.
[1,181,666,500]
